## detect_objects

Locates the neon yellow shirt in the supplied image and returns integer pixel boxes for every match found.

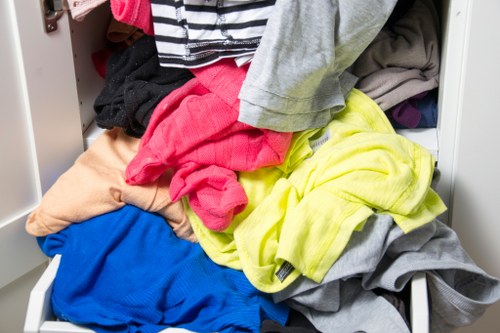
[184,89,447,293]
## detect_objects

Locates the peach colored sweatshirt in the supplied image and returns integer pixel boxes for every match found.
[26,128,196,242]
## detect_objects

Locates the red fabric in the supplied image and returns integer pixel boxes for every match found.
[125,59,292,231]
[110,0,154,35]
[91,49,112,79]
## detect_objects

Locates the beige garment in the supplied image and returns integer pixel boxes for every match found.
[107,17,145,46]
[26,128,196,242]
[350,0,440,110]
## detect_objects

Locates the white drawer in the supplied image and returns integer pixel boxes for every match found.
[24,254,430,333]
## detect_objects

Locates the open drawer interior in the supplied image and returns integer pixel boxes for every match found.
[24,254,430,333]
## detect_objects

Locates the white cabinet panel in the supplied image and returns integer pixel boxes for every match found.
[1,0,85,289]
[435,0,473,224]
[450,0,500,284]
[1,9,38,224]
[10,0,85,194]
[451,0,500,331]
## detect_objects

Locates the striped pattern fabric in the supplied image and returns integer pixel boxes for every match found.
[151,0,276,68]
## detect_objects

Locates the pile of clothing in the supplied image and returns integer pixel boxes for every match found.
[27,1,500,332]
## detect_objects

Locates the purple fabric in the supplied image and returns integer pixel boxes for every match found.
[390,91,427,128]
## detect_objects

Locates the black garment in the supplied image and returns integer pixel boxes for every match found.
[94,35,194,137]
[385,0,416,27]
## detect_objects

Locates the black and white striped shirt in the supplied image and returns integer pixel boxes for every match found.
[151,0,276,68]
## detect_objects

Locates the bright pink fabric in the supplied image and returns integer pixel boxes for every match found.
[125,59,292,231]
[170,162,248,231]
[110,0,154,35]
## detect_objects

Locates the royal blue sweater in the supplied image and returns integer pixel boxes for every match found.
[38,205,289,333]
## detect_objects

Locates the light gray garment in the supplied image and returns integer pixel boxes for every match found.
[273,214,396,306]
[274,214,500,333]
[237,0,398,132]
[288,279,411,333]
[350,0,440,110]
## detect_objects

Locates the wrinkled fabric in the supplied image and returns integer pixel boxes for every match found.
[38,205,289,333]
[151,0,276,68]
[125,59,292,231]
[94,35,194,138]
[274,215,500,333]
[351,0,440,110]
[26,128,196,242]
[388,89,438,129]
[110,0,154,35]
[185,89,446,292]
[106,16,144,45]
[288,279,411,333]
[237,0,398,132]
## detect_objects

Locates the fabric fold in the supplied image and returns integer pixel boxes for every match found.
[110,0,154,35]
[125,59,292,231]
[237,0,398,132]
[185,89,446,292]
[38,205,289,333]
[26,128,196,242]
[351,0,440,110]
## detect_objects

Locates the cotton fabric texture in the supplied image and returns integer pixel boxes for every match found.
[237,0,398,132]
[125,58,292,232]
[110,0,154,35]
[184,89,447,293]
[38,205,289,333]
[351,0,440,110]
[150,0,275,68]
[388,90,438,129]
[106,17,145,46]
[26,128,195,242]
[274,214,500,333]
[94,35,194,138]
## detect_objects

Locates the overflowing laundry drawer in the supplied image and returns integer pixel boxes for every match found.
[24,254,430,333]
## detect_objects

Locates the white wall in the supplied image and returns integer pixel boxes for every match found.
[452,0,500,331]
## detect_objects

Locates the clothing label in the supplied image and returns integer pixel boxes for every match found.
[309,129,331,154]
[276,261,295,282]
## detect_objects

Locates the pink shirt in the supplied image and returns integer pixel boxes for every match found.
[125,59,292,231]
[110,0,154,35]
